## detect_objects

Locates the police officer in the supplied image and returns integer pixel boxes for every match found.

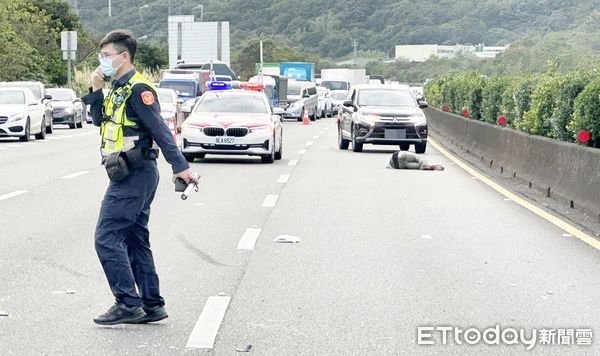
[83,30,198,325]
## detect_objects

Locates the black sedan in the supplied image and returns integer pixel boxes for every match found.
[338,84,429,153]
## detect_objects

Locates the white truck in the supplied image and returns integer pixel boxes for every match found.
[320,69,368,91]
[168,15,231,68]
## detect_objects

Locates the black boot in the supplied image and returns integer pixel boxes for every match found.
[94,303,145,325]
[130,305,169,324]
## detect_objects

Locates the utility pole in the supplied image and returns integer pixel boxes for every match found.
[353,39,358,66]
[108,0,112,17]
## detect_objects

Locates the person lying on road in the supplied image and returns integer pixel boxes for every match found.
[385,151,444,170]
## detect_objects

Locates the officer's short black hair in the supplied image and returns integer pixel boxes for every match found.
[100,30,137,62]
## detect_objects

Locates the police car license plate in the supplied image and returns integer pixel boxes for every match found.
[216,137,235,144]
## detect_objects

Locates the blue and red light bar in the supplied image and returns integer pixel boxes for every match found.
[240,82,264,91]
[207,81,233,91]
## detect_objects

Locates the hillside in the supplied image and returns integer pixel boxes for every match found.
[72,0,599,59]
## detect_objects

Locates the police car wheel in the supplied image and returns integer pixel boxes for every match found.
[399,143,410,151]
[275,134,283,160]
[184,153,195,162]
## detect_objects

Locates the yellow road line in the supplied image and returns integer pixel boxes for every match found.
[429,138,600,251]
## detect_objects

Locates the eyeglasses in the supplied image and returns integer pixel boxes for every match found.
[98,51,124,59]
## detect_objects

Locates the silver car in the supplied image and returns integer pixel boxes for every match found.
[47,88,85,129]
[284,80,319,121]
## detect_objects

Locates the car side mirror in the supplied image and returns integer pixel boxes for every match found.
[418,101,429,109]
[303,93,310,98]
[44,94,52,100]
[342,100,354,108]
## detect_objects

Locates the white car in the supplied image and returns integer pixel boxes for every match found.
[157,88,184,131]
[181,84,283,163]
[330,90,349,115]
[0,87,47,141]
[317,86,333,118]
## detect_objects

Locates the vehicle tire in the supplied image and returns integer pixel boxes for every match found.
[198,153,206,159]
[275,132,283,160]
[415,142,427,154]
[34,117,46,140]
[19,119,31,142]
[76,115,83,128]
[338,124,349,150]
[351,125,363,152]
[69,120,76,129]
[183,153,195,162]
[261,136,275,163]
[46,118,53,134]
[399,143,410,151]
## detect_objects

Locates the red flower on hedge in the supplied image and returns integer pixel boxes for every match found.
[461,108,470,117]
[578,130,590,144]
[497,116,507,126]
[443,104,449,112]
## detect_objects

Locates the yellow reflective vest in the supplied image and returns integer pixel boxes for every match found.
[101,72,157,154]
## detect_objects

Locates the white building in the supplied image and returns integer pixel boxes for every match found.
[394,44,508,62]
[168,15,230,68]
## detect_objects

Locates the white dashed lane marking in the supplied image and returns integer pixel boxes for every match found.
[262,194,279,208]
[61,171,90,179]
[237,227,262,250]
[186,296,231,349]
[288,160,298,166]
[0,190,28,201]
[297,149,307,155]
[277,174,290,183]
[306,141,314,146]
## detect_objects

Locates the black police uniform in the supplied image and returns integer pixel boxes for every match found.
[83,69,189,311]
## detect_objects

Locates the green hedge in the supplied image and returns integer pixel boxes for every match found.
[425,69,600,147]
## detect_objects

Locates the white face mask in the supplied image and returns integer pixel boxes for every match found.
[98,53,124,79]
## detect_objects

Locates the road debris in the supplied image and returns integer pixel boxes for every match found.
[273,235,301,243]
[236,345,252,352]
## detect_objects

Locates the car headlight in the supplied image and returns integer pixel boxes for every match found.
[289,101,303,109]
[250,125,274,134]
[7,113,24,122]
[409,116,427,125]
[358,115,379,126]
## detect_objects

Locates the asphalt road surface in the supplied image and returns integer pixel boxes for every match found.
[0,119,598,355]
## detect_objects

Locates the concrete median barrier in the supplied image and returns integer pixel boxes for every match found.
[426,107,600,219]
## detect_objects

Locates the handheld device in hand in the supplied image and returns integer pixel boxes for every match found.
[175,172,200,200]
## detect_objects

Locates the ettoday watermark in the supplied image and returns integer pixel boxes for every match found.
[417,326,593,350]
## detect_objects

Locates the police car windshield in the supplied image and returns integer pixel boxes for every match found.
[357,89,417,107]
[194,93,268,114]
[0,91,25,104]
[47,89,73,101]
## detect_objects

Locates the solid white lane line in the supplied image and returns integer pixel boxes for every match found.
[306,141,314,146]
[297,149,307,155]
[186,296,231,349]
[288,160,298,166]
[0,190,28,201]
[61,171,90,179]
[277,174,290,183]
[237,227,262,250]
[262,194,279,208]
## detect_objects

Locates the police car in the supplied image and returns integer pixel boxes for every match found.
[180,82,283,163]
